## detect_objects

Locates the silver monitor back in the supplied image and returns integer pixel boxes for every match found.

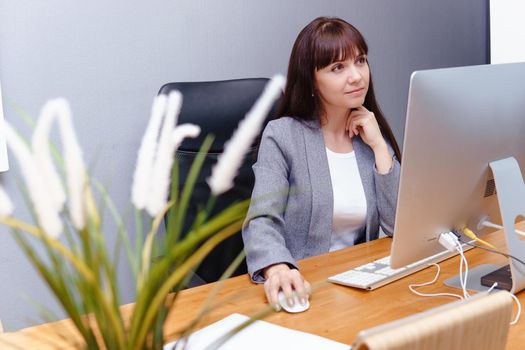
[390,62,525,269]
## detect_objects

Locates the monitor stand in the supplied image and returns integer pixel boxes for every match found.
[444,157,525,294]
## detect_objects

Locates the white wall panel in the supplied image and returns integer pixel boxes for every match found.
[490,0,525,63]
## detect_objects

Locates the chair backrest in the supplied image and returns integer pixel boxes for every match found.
[158,78,279,283]
[352,291,513,350]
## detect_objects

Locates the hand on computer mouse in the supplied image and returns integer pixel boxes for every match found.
[263,263,311,311]
[277,291,310,313]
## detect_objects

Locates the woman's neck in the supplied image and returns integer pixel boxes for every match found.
[321,107,350,134]
[321,109,353,153]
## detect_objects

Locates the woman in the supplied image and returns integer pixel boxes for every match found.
[242,17,401,310]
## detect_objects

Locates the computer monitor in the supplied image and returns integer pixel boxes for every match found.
[390,63,525,286]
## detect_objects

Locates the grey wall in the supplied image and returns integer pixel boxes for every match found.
[0,0,487,331]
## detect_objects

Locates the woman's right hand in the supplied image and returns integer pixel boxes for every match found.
[263,263,311,311]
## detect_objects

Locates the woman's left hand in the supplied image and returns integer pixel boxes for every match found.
[345,106,386,151]
[346,106,393,174]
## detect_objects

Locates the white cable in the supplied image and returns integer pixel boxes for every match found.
[481,220,525,238]
[478,221,523,324]
[408,263,463,300]
[487,282,498,293]
[457,246,466,296]
[455,243,467,298]
[415,232,522,326]
[485,283,521,325]
[482,282,521,326]
[509,292,522,325]
[455,244,471,299]
[409,264,522,325]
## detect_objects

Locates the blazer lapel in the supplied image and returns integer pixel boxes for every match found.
[302,120,333,255]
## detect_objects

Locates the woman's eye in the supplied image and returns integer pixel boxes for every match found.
[331,64,343,72]
[356,56,367,64]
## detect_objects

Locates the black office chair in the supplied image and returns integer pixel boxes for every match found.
[158,78,280,284]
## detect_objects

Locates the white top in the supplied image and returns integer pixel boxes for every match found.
[325,148,367,252]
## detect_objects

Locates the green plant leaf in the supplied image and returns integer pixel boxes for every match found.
[167,134,214,248]
[130,217,245,350]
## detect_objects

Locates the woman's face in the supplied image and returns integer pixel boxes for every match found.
[314,53,370,116]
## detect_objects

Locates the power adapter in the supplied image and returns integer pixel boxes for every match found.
[439,231,460,252]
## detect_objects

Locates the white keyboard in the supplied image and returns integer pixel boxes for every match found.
[328,245,472,290]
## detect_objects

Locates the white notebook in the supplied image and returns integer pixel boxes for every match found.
[163,313,350,350]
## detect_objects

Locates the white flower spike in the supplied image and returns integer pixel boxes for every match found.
[55,99,87,230]
[145,91,183,217]
[133,91,200,217]
[207,74,285,196]
[145,123,200,217]
[132,95,168,210]
[32,98,87,231]
[32,101,67,213]
[2,121,63,237]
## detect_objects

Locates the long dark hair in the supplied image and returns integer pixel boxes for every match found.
[277,16,401,161]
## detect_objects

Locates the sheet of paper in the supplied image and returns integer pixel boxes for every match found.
[163,313,351,350]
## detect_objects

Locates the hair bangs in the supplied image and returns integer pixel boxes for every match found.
[312,23,368,70]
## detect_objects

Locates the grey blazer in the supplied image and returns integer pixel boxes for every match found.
[242,117,400,282]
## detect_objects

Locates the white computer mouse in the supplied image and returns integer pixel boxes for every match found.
[277,291,310,313]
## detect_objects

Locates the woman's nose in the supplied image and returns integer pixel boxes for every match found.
[346,66,361,83]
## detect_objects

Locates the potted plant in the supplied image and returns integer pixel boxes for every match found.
[0,75,284,349]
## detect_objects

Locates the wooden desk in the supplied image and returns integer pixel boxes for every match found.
[1,230,523,349]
